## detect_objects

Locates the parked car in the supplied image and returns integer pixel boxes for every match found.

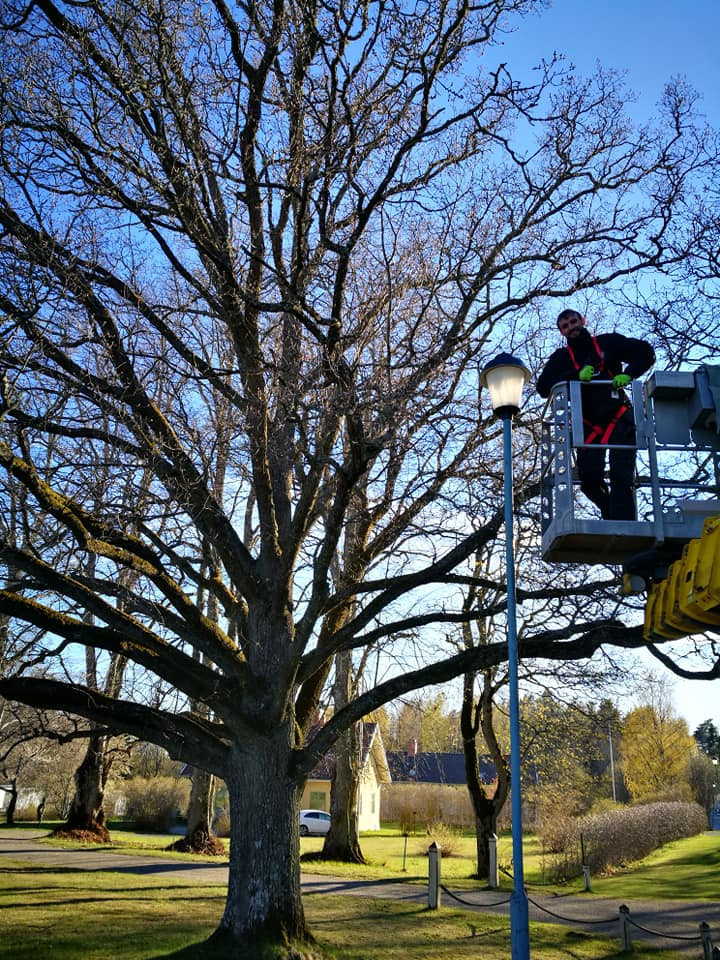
[299,808,331,836]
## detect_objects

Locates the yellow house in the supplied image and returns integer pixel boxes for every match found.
[300,721,391,832]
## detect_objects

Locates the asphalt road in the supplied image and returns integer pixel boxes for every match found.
[2,829,718,955]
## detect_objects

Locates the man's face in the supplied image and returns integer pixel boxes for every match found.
[557,312,586,340]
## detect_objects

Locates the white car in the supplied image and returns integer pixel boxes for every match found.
[299,808,331,836]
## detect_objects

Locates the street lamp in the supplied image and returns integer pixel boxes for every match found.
[479,352,530,960]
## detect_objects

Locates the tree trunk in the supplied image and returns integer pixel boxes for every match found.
[169,767,224,855]
[318,648,366,864]
[207,731,318,959]
[60,735,111,842]
[473,804,499,879]
[464,724,501,879]
[461,669,509,882]
[320,722,366,863]
[4,779,17,825]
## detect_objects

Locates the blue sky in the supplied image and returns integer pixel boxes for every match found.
[498,0,720,126]
[502,0,720,734]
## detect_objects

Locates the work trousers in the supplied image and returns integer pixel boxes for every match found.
[577,411,637,521]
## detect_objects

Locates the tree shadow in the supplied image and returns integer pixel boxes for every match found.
[153,933,325,960]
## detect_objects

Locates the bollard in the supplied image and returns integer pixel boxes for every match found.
[428,841,441,910]
[582,864,592,892]
[700,921,713,960]
[488,833,499,889]
[619,904,632,953]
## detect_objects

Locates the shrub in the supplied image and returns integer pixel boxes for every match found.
[545,800,707,880]
[382,782,476,827]
[213,810,231,838]
[536,784,585,855]
[419,821,462,858]
[122,776,190,832]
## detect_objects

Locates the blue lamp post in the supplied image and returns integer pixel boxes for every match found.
[479,352,530,960]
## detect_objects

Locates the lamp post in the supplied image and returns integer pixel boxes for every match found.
[479,352,530,960]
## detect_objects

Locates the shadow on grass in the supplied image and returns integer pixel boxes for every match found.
[153,927,328,960]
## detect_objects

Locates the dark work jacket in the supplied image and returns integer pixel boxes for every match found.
[536,329,655,429]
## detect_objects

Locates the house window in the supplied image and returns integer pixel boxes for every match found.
[309,791,327,811]
[371,792,376,814]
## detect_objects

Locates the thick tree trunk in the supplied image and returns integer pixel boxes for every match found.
[60,735,111,842]
[207,728,318,958]
[169,767,224,855]
[320,723,366,863]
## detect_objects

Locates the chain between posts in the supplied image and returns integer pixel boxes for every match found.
[433,872,715,955]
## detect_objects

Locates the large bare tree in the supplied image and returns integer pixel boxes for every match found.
[0,1,717,955]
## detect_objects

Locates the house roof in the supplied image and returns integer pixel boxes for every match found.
[385,751,497,786]
[307,721,391,783]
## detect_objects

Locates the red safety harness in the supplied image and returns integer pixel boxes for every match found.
[566,336,629,444]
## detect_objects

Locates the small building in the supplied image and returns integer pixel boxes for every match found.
[300,721,391,832]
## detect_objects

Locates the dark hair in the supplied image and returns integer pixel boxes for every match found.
[557,309,582,325]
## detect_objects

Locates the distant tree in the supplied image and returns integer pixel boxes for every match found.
[456,534,628,879]
[693,719,720,760]
[687,750,718,813]
[621,692,696,801]
[129,742,181,780]
[0,699,62,823]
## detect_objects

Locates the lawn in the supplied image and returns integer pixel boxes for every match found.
[7,820,720,901]
[588,831,720,901]
[0,858,690,960]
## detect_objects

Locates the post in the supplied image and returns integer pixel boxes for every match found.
[700,921,713,960]
[428,841,441,909]
[502,411,530,960]
[488,833,499,889]
[402,831,408,872]
[619,904,632,953]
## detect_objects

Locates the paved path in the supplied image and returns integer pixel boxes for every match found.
[2,830,718,954]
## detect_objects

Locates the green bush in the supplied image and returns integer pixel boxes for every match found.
[122,776,190,833]
[547,800,707,880]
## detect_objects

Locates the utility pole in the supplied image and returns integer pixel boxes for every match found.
[608,721,617,802]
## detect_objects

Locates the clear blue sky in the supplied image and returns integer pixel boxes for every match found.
[501,1,720,734]
[498,0,720,125]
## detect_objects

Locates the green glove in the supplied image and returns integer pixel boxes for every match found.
[613,373,632,389]
[578,365,595,382]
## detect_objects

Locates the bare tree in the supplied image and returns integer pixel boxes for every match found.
[0,697,73,823]
[0,2,717,955]
[457,533,626,880]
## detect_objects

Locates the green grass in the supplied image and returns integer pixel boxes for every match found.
[6,820,720,901]
[0,859,689,960]
[588,831,720,901]
[301,828,549,886]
